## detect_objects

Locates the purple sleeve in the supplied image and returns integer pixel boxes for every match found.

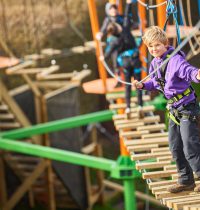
[176,57,200,83]
[143,62,158,91]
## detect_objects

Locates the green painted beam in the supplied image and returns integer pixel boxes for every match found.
[0,138,115,171]
[0,110,114,139]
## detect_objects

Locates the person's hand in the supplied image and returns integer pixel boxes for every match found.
[96,32,103,41]
[132,80,144,89]
[197,69,200,80]
[99,55,105,61]
[126,0,132,3]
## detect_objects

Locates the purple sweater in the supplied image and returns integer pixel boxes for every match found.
[144,46,200,108]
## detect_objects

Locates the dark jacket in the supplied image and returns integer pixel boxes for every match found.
[104,3,137,60]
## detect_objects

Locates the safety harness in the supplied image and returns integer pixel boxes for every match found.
[154,52,195,125]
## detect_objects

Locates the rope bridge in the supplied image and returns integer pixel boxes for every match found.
[106,91,200,210]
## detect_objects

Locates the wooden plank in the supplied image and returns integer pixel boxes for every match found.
[0,122,21,129]
[130,105,155,113]
[164,165,177,171]
[148,180,178,190]
[106,93,150,101]
[0,113,14,120]
[113,105,155,120]
[162,191,200,205]
[114,115,160,125]
[71,69,91,81]
[151,147,169,153]
[120,130,149,138]
[152,184,176,194]
[81,143,97,154]
[36,65,60,80]
[13,69,43,74]
[131,151,172,161]
[44,83,80,100]
[6,60,34,75]
[171,198,200,210]
[0,104,8,111]
[157,156,173,162]
[137,123,166,131]
[142,132,168,139]
[136,161,171,170]
[184,205,200,210]
[41,48,62,55]
[166,195,200,208]
[116,122,145,130]
[142,169,177,179]
[131,95,150,102]
[37,72,74,80]
[127,144,158,152]
[124,137,169,146]
[109,103,136,110]
[112,112,138,120]
[155,190,195,200]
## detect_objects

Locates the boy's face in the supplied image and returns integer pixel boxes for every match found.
[109,6,118,17]
[147,41,168,58]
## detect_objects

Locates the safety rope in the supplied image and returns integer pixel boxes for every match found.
[136,0,167,9]
[99,41,134,86]
[186,0,200,47]
[163,0,181,45]
[137,20,200,85]
[178,0,195,52]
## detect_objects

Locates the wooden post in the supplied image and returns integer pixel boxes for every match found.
[138,0,147,78]
[91,125,104,203]
[41,96,56,210]
[156,0,167,27]
[87,0,107,93]
[0,155,7,207]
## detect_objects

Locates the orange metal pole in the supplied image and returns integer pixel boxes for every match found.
[156,0,167,27]
[87,0,107,93]
[138,0,147,78]
[116,98,130,156]
[118,0,123,15]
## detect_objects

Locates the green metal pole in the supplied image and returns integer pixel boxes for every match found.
[124,179,137,210]
[0,138,115,171]
[0,110,114,139]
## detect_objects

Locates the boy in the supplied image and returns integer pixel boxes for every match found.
[134,26,200,193]
[101,0,143,117]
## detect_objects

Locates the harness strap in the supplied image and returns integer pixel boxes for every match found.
[168,112,180,125]
[167,87,194,104]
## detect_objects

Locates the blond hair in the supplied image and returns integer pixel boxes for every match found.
[142,26,168,46]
